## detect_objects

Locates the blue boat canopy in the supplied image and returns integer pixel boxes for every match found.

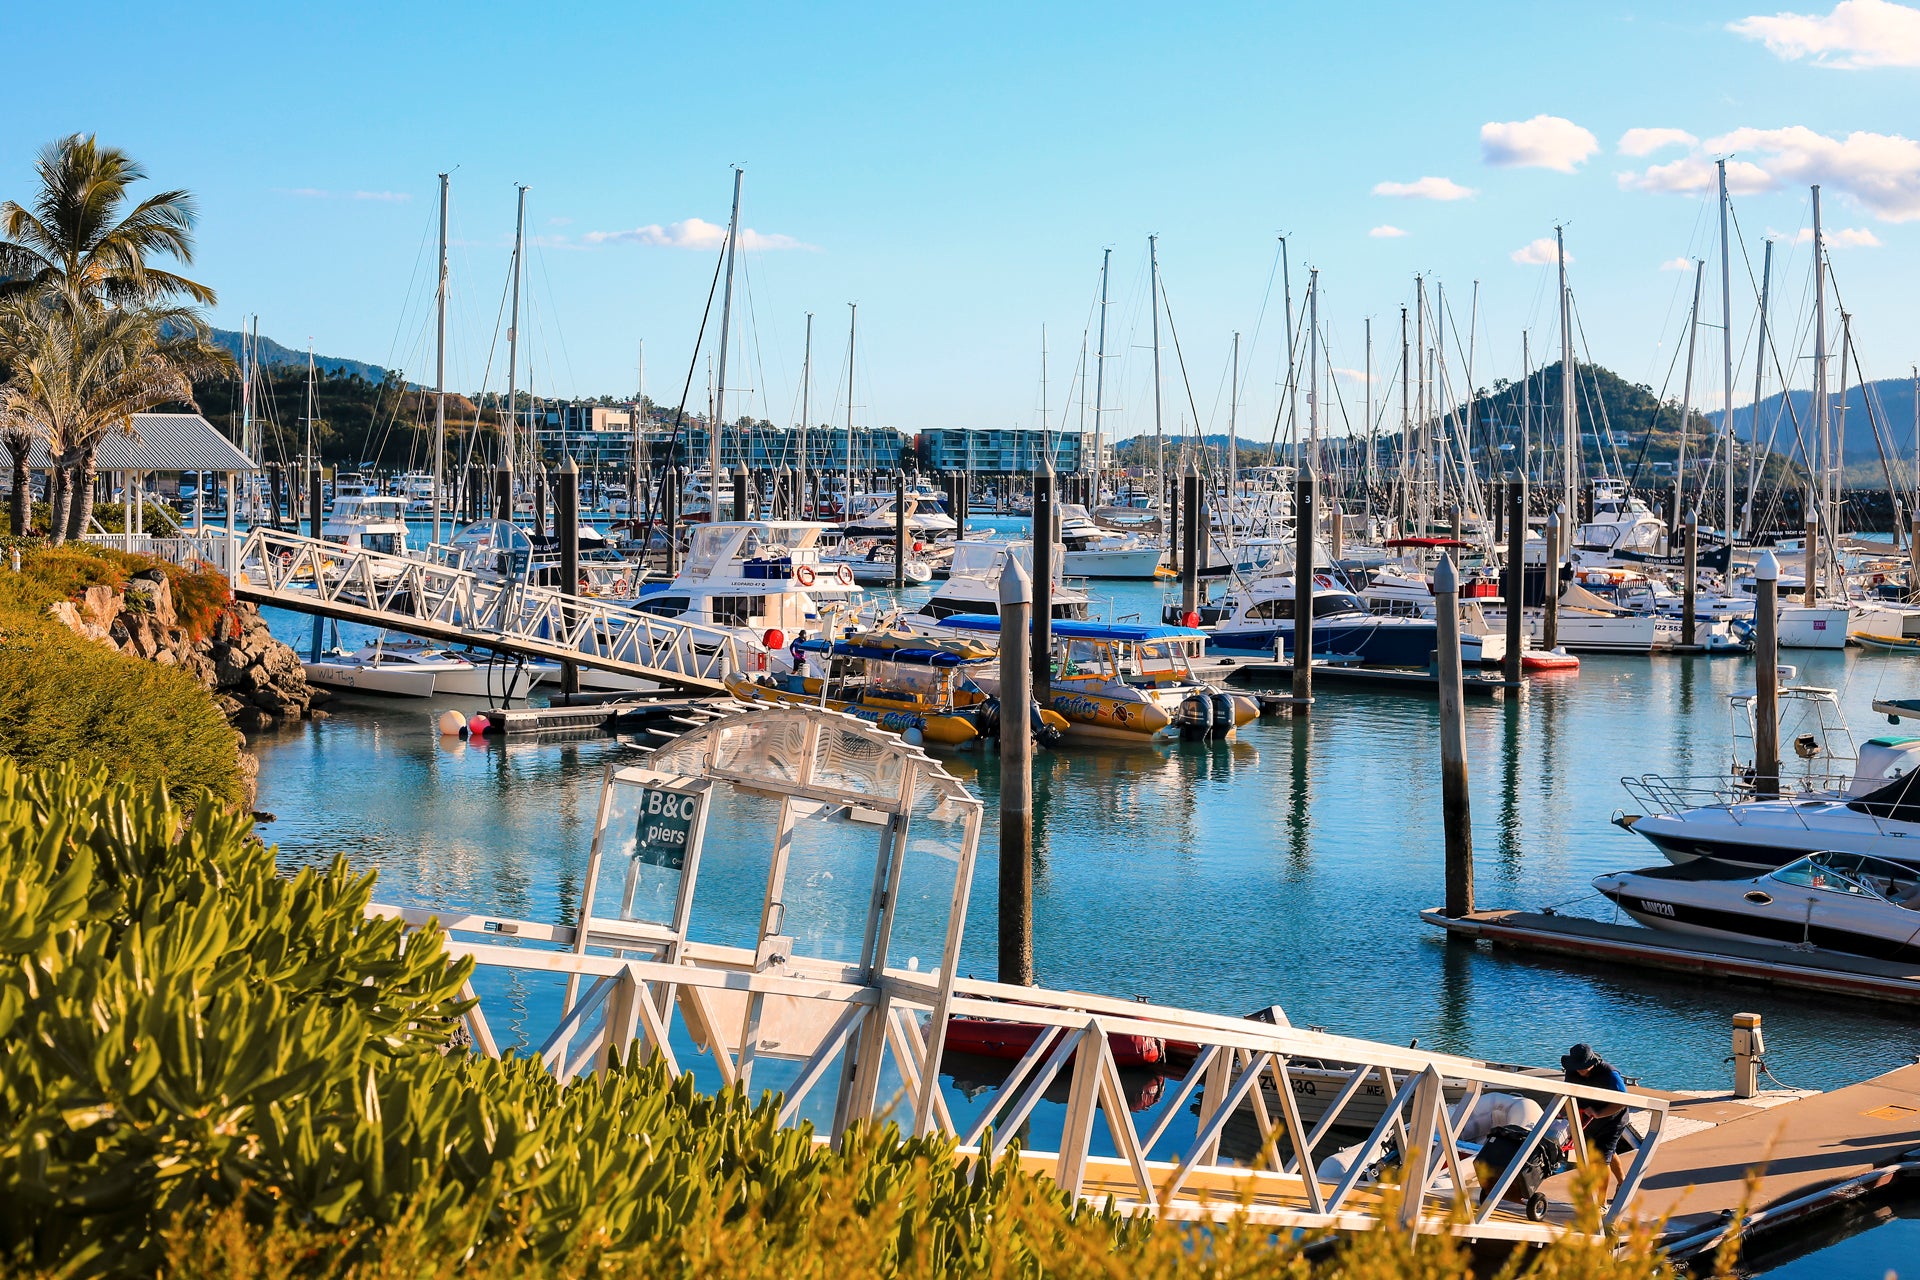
[936,614,1207,642]
[793,636,990,666]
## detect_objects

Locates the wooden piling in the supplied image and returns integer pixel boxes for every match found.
[733,466,748,523]
[894,469,907,589]
[494,465,512,523]
[533,475,549,538]
[308,473,325,660]
[1330,502,1345,562]
[998,555,1034,986]
[1505,479,1525,685]
[1911,515,1920,604]
[1166,470,1180,577]
[1181,463,1200,618]
[1682,512,1698,649]
[1492,480,1504,545]
[1754,551,1780,797]
[559,457,581,695]
[1434,554,1475,918]
[1293,473,1315,711]
[1543,508,1561,652]
[1032,461,1054,709]
[955,471,969,539]
[662,471,679,576]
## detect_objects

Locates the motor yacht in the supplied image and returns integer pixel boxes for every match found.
[1595,851,1920,962]
[1196,574,1445,666]
[1057,503,1163,579]
[903,540,1091,625]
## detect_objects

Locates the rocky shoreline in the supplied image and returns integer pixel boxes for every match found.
[47,567,328,735]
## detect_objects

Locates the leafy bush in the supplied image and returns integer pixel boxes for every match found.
[0,760,1690,1279]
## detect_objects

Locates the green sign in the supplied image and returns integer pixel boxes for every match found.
[634,783,703,871]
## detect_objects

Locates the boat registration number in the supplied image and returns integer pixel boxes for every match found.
[1637,899,1676,917]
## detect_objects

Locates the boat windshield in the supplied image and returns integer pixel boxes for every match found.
[1135,640,1193,680]
[1770,852,1920,906]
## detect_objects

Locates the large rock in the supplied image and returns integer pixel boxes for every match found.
[124,573,177,629]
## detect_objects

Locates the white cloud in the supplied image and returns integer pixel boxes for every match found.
[584,216,814,250]
[1618,127,1699,157]
[1371,176,1476,200]
[352,190,410,203]
[1511,237,1570,265]
[1333,367,1375,383]
[1660,256,1697,271]
[1699,125,1920,220]
[1480,115,1600,171]
[1730,0,1920,68]
[1368,224,1410,238]
[1618,156,1774,195]
[1793,224,1883,245]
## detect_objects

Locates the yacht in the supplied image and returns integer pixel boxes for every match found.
[1595,852,1920,961]
[623,520,862,674]
[323,494,411,557]
[902,540,1090,625]
[817,532,935,586]
[1567,481,1670,566]
[1197,574,1446,667]
[400,472,438,515]
[840,495,958,539]
[1058,504,1163,579]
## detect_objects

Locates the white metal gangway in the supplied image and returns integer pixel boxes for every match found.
[371,705,1667,1243]
[94,526,748,693]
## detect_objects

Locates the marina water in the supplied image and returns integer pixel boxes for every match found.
[255,519,1920,1270]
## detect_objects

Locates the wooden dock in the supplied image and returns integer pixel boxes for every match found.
[1420,907,1920,1006]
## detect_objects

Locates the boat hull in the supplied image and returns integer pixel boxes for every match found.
[1596,866,1920,963]
[1062,547,1164,578]
[301,662,438,697]
[1623,806,1920,873]
[1207,616,1439,666]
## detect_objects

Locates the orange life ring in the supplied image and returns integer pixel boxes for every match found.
[795,564,817,586]
[1312,573,1334,589]
[837,563,855,585]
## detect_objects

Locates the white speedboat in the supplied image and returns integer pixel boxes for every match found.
[371,638,547,700]
[819,536,935,586]
[1595,851,1920,962]
[303,640,539,700]
[840,495,957,539]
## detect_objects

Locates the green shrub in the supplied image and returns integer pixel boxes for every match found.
[0,760,1687,1279]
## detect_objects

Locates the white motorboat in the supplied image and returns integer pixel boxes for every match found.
[1568,481,1669,565]
[1595,851,1920,962]
[840,495,957,538]
[621,520,863,674]
[1198,573,1447,666]
[302,647,447,698]
[303,640,540,700]
[1058,504,1163,578]
[370,638,546,700]
[903,540,1090,625]
[818,535,935,586]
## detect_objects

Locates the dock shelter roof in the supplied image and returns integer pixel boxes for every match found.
[26,413,257,472]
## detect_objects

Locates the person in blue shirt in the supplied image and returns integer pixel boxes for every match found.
[1562,1042,1630,1193]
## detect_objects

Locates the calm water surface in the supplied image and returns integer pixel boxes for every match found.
[252,522,1920,1266]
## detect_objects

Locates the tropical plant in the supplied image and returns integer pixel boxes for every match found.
[0,135,220,540]
[0,290,229,543]
[0,134,214,309]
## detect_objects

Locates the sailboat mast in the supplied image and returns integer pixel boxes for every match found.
[713,167,744,509]
[1557,226,1576,521]
[304,342,315,505]
[1522,331,1531,484]
[1308,268,1320,476]
[1280,237,1296,454]
[845,303,857,510]
[1812,185,1829,566]
[1149,235,1164,493]
[507,184,526,480]
[1718,159,1735,544]
[1039,323,1048,429]
[1747,241,1772,538]
[1229,330,1240,508]
[1092,248,1110,500]
[433,172,448,543]
[1676,260,1704,532]
[799,313,811,518]
[1415,275,1427,532]
[1399,305,1410,528]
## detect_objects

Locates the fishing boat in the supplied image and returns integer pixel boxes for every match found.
[725,628,1066,747]
[1595,852,1920,962]
[935,615,1258,743]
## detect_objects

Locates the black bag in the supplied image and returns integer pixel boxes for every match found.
[1474,1123,1555,1222]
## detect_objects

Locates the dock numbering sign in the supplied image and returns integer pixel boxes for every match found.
[634,782,706,871]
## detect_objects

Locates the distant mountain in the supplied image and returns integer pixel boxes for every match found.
[209,328,390,383]
[1715,376,1919,464]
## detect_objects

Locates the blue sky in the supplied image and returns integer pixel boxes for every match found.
[8,0,1919,439]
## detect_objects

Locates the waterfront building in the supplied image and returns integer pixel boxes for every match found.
[918,428,1081,474]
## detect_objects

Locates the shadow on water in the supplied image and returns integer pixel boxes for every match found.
[1744,1182,1920,1278]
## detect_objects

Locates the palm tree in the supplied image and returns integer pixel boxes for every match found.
[0,135,214,308]
[0,291,230,544]
[1,135,217,533]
